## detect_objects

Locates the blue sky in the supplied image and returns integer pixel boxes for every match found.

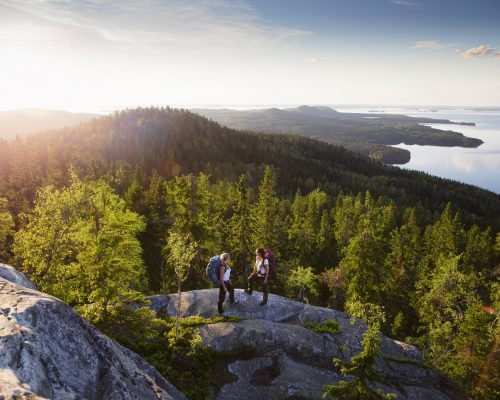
[0,0,499,111]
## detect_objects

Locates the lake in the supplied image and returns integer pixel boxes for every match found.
[336,107,500,194]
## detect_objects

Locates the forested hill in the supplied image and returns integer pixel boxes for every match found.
[0,108,97,140]
[194,105,482,164]
[0,107,498,228]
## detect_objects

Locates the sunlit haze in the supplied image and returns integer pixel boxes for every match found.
[1,0,499,112]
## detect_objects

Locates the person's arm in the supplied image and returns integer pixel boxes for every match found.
[219,265,227,292]
[263,259,269,284]
[249,259,258,277]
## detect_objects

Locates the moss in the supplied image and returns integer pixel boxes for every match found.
[180,314,242,326]
[301,319,342,334]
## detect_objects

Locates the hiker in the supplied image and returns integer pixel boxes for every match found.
[217,252,238,316]
[244,248,269,306]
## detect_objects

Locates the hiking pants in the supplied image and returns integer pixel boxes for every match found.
[218,281,235,314]
[247,275,269,304]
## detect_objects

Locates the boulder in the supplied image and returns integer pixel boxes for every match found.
[148,289,462,400]
[0,263,37,290]
[0,266,186,400]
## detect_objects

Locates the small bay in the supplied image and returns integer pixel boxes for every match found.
[336,107,500,194]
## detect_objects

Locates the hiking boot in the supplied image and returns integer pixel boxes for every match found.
[259,301,267,306]
[218,312,229,319]
[244,289,253,295]
[230,299,239,305]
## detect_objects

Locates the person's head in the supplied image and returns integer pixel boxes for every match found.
[220,253,230,263]
[255,248,265,259]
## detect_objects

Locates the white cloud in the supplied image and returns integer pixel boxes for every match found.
[390,0,417,7]
[304,57,325,63]
[461,44,500,59]
[411,40,445,50]
[0,0,311,51]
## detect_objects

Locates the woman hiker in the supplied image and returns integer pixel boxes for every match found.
[244,248,269,306]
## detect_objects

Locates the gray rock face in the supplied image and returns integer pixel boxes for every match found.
[149,289,462,400]
[0,263,37,290]
[0,266,186,400]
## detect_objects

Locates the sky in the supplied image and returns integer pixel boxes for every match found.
[0,0,499,112]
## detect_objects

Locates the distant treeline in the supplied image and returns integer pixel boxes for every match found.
[0,107,498,229]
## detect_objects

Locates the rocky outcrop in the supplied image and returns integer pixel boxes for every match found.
[0,265,186,400]
[149,289,462,400]
[0,263,461,400]
[0,263,37,290]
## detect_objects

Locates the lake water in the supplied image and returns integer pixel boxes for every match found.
[335,107,500,194]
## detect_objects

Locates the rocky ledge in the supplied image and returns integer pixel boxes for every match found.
[0,263,462,400]
[148,289,463,400]
[0,263,186,400]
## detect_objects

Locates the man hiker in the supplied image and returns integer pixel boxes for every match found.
[217,252,238,316]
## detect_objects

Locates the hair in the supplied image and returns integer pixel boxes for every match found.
[220,253,230,262]
[256,248,265,258]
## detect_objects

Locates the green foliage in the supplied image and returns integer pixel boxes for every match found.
[121,314,240,399]
[339,196,393,312]
[321,267,347,310]
[13,173,146,325]
[228,175,254,283]
[384,210,421,337]
[287,189,333,266]
[165,231,198,287]
[164,231,198,343]
[323,321,397,400]
[287,265,320,303]
[447,303,497,396]
[252,165,280,250]
[0,197,15,261]
[118,314,217,400]
[302,319,342,334]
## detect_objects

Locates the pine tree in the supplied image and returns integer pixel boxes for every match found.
[324,303,396,400]
[142,170,170,291]
[450,302,497,397]
[414,255,476,368]
[333,193,359,249]
[340,205,391,311]
[228,176,253,279]
[384,209,421,337]
[252,166,279,250]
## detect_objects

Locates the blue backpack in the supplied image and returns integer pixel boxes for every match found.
[206,256,222,284]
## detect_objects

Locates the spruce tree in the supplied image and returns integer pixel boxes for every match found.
[252,166,279,250]
[324,303,396,399]
[228,175,253,279]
